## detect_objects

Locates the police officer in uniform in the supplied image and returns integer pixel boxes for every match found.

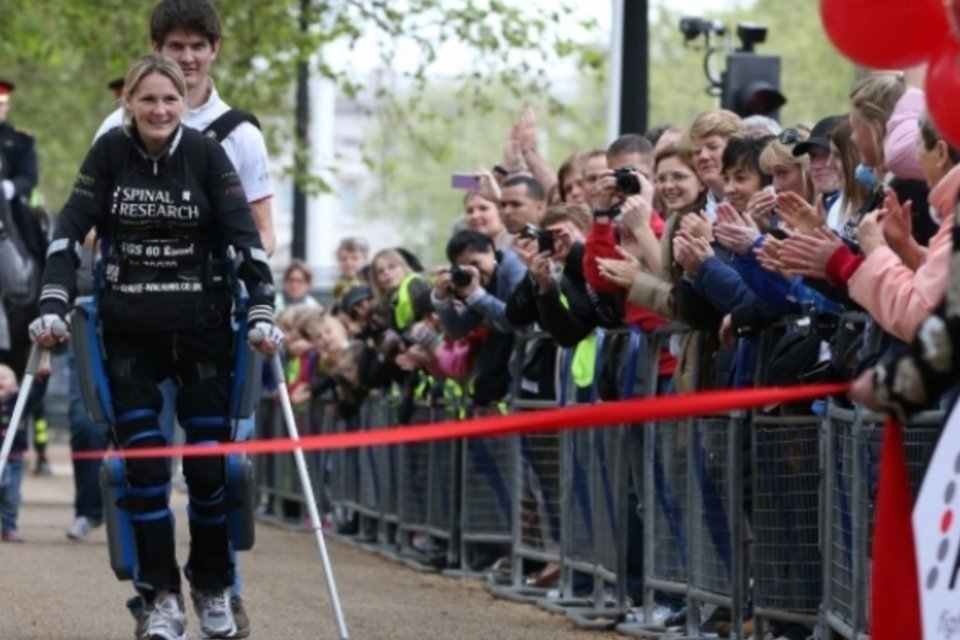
[30,55,282,640]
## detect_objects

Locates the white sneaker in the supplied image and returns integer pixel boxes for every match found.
[191,588,237,639]
[143,592,187,640]
[66,515,102,541]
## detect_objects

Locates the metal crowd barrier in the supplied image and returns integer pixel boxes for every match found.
[254,393,319,527]
[456,409,518,577]
[822,403,942,640]
[536,328,640,630]
[328,412,362,531]
[249,315,950,640]
[751,412,822,633]
[396,401,461,571]
[619,325,692,639]
[487,333,565,603]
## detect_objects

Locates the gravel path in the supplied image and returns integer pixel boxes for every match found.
[0,443,603,640]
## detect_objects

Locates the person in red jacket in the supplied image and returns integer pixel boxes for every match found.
[582,134,676,384]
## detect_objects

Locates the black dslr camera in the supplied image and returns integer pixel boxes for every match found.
[449,265,473,288]
[520,223,555,254]
[612,166,642,195]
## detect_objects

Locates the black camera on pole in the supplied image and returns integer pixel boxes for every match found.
[721,23,785,119]
[679,17,786,121]
[721,52,785,119]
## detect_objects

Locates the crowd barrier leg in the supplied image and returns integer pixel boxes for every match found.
[447,402,516,579]
[396,402,439,571]
[683,413,747,640]
[487,415,563,603]
[424,403,461,570]
[823,402,859,639]
[254,397,315,529]
[618,328,694,639]
[822,398,943,640]
[374,398,400,557]
[750,414,822,637]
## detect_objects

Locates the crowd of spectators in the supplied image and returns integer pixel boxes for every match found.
[261,63,960,638]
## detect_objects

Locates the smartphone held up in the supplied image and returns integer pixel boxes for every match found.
[451,173,481,190]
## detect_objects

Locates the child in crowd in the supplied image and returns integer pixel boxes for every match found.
[0,364,26,542]
[280,305,323,409]
[332,237,370,305]
[304,311,352,372]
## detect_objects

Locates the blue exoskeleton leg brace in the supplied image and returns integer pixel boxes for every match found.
[74,244,263,582]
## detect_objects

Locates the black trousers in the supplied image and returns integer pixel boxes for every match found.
[104,326,235,594]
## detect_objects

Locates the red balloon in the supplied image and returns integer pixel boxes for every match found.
[926,35,960,149]
[820,0,949,68]
[949,0,960,39]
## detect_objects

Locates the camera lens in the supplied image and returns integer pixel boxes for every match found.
[614,168,641,195]
[451,267,472,288]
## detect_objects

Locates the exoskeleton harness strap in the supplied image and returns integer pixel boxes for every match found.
[202,109,261,143]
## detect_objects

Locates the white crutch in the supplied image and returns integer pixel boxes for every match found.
[250,328,349,640]
[0,320,67,482]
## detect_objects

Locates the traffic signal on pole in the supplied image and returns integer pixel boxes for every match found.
[721,52,786,120]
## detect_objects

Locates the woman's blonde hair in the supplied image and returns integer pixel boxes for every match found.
[849,72,905,170]
[301,310,343,344]
[759,129,814,202]
[122,54,186,134]
[369,248,413,300]
[680,109,745,151]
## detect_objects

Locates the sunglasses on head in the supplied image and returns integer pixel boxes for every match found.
[777,128,802,145]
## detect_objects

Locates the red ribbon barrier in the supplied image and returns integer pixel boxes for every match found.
[75,382,850,461]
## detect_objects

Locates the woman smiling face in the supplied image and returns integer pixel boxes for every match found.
[655,155,704,213]
[463,193,503,240]
[125,71,184,155]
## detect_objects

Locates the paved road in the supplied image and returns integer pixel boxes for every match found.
[0,443,601,640]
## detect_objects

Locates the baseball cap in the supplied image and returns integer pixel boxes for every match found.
[793,115,843,157]
[342,285,373,313]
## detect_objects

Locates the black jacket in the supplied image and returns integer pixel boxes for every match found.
[506,243,613,347]
[40,126,273,331]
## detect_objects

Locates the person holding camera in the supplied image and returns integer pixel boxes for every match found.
[431,230,526,407]
[581,134,675,389]
[506,203,621,352]
[587,134,655,216]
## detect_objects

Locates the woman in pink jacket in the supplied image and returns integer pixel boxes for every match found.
[825,113,959,342]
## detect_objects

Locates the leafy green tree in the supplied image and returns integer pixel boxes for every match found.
[359,1,857,263]
[0,0,600,209]
[362,75,608,265]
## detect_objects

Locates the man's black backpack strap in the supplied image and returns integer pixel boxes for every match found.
[202,109,261,143]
